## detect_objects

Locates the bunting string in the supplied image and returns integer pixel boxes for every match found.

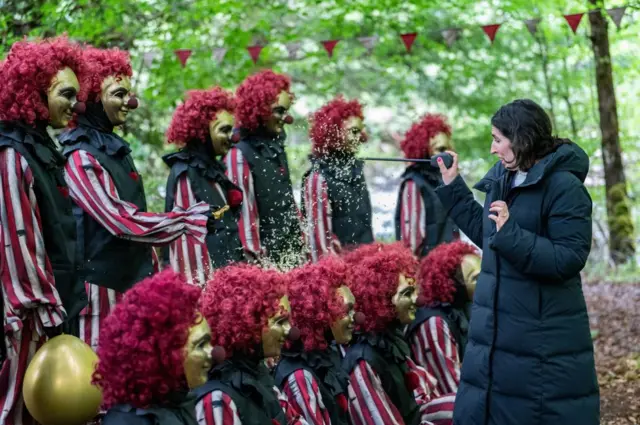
[139,6,631,68]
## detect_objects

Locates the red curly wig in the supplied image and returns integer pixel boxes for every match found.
[78,46,132,103]
[93,270,201,409]
[0,37,82,125]
[348,242,418,333]
[309,96,365,155]
[166,87,235,146]
[418,241,479,305]
[235,69,293,131]
[400,114,452,159]
[201,264,288,356]
[288,256,353,351]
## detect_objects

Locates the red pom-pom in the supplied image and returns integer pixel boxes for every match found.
[72,101,86,115]
[211,345,226,364]
[129,172,139,182]
[336,394,348,412]
[283,115,294,124]
[405,372,421,391]
[287,326,301,341]
[127,96,139,109]
[226,189,243,208]
[354,311,366,325]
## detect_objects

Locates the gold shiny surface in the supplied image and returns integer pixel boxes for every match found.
[23,334,102,425]
[430,132,454,154]
[393,274,418,324]
[342,116,365,153]
[209,110,234,156]
[461,254,481,300]
[183,313,214,389]
[100,75,133,126]
[262,295,291,357]
[330,285,356,344]
[265,91,292,135]
[47,67,80,129]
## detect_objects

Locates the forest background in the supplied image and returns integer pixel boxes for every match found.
[2,0,639,423]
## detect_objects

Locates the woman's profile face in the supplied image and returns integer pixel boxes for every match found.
[490,126,517,170]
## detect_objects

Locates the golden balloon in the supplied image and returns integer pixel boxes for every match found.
[23,334,102,425]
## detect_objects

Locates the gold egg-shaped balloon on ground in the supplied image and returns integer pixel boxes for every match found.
[23,334,103,425]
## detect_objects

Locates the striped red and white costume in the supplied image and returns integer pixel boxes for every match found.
[281,369,332,425]
[225,149,262,259]
[195,385,310,425]
[167,175,218,286]
[338,346,454,425]
[301,171,341,262]
[408,316,460,396]
[399,180,426,256]
[63,150,208,351]
[0,147,67,425]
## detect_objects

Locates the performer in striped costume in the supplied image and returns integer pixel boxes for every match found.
[395,114,459,257]
[406,241,481,397]
[96,270,213,425]
[302,96,373,262]
[196,264,309,425]
[274,256,356,425]
[0,37,87,425]
[59,47,208,351]
[342,242,455,425]
[163,88,244,286]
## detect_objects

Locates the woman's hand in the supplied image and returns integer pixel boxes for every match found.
[436,150,459,185]
[489,201,510,231]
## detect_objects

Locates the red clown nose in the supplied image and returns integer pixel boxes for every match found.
[72,102,86,115]
[354,312,366,325]
[211,345,226,364]
[416,295,427,307]
[287,326,301,341]
[283,115,294,125]
[231,132,241,143]
[360,131,368,143]
[126,97,139,109]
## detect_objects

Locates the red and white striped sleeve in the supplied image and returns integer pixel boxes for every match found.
[302,170,338,262]
[0,147,66,335]
[168,174,213,286]
[63,150,208,245]
[195,390,243,425]
[282,369,331,425]
[273,385,310,425]
[347,359,406,425]
[409,317,460,395]
[421,394,455,425]
[399,180,426,256]
[225,147,261,259]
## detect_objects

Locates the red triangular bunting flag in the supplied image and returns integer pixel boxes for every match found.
[247,45,263,64]
[174,49,192,68]
[564,13,584,34]
[524,19,541,36]
[322,40,339,57]
[482,24,501,43]
[400,33,417,52]
[607,7,626,30]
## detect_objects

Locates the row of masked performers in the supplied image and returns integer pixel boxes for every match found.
[0,37,460,425]
[92,240,481,425]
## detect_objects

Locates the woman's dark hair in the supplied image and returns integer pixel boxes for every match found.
[491,99,570,171]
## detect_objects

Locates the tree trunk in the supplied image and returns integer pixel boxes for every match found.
[535,32,557,130]
[588,2,635,264]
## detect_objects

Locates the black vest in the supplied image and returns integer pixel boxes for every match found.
[163,144,243,269]
[274,346,350,425]
[303,155,374,247]
[193,359,287,425]
[406,304,470,361]
[341,328,422,425]
[59,111,153,292]
[0,121,86,320]
[233,129,303,264]
[394,164,459,257]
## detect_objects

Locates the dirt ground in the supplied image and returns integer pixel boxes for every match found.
[584,281,640,425]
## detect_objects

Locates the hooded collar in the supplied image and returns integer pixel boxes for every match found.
[281,341,349,396]
[311,153,364,182]
[354,324,410,364]
[162,141,226,180]
[0,120,66,167]
[110,391,198,425]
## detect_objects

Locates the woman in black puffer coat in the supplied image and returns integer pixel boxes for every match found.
[434,99,599,425]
